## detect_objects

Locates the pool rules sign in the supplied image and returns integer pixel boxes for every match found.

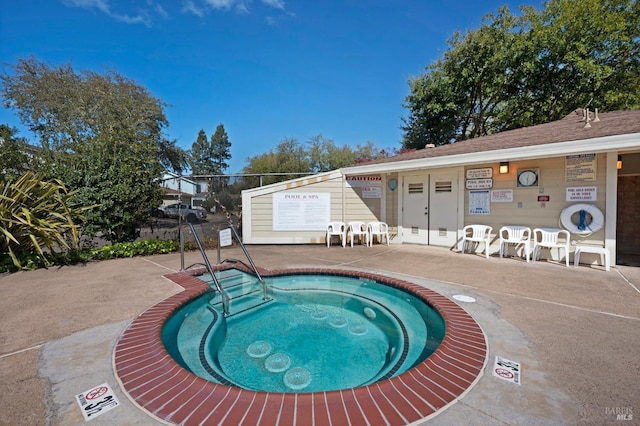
[492,356,521,385]
[76,382,120,421]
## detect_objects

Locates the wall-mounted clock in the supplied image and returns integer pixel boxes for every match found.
[517,169,539,187]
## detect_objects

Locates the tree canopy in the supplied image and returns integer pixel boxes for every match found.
[0,57,182,242]
[402,0,640,149]
[241,135,393,186]
[0,124,35,181]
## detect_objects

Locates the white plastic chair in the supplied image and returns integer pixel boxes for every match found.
[532,228,570,266]
[461,225,493,259]
[367,221,389,246]
[326,222,346,247]
[499,225,532,262]
[347,221,369,247]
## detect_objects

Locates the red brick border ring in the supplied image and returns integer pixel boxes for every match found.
[114,268,488,425]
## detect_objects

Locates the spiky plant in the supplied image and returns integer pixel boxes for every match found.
[0,172,90,269]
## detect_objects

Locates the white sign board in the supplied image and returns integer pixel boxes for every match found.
[566,186,597,201]
[491,189,514,202]
[219,228,232,247]
[362,186,382,198]
[565,153,597,182]
[466,178,493,189]
[469,190,490,215]
[76,382,120,421]
[466,168,493,179]
[492,356,521,385]
[273,192,330,231]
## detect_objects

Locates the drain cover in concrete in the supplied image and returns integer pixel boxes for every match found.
[452,294,476,303]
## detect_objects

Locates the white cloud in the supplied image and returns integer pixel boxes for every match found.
[261,0,284,10]
[154,3,169,18]
[200,0,250,14]
[203,0,237,10]
[182,0,290,18]
[61,0,151,26]
[181,0,205,16]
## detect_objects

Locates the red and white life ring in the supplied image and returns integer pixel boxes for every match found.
[560,203,604,235]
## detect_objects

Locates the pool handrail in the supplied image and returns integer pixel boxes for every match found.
[180,219,269,311]
[181,221,231,316]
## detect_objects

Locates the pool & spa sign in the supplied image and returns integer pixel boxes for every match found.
[76,382,120,421]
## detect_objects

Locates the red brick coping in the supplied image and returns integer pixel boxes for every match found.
[114,267,488,425]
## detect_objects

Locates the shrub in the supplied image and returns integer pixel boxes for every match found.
[0,172,90,269]
[90,239,179,260]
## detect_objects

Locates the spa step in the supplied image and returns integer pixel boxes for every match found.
[210,288,273,316]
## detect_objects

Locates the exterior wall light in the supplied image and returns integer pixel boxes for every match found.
[499,162,509,174]
[617,155,623,170]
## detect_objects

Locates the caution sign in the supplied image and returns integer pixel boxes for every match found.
[492,356,521,385]
[76,382,120,421]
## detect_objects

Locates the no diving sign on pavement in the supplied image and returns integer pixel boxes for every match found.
[75,382,120,421]
[492,356,521,385]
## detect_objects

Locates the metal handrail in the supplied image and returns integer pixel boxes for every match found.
[179,219,269,313]
[181,222,230,316]
[226,220,268,301]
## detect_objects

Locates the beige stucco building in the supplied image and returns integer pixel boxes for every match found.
[242,109,640,267]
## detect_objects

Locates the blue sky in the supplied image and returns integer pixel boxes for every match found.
[0,0,540,173]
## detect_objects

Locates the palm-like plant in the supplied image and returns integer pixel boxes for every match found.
[0,172,89,269]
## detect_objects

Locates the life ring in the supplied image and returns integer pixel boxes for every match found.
[560,203,604,235]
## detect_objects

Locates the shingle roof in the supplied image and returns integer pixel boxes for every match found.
[365,109,640,165]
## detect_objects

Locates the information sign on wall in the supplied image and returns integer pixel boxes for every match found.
[491,189,513,202]
[466,168,493,179]
[345,176,383,198]
[466,178,493,189]
[273,192,330,231]
[566,186,597,201]
[469,190,490,215]
[565,153,597,182]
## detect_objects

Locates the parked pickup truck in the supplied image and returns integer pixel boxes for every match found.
[157,203,207,222]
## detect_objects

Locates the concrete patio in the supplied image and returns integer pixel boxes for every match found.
[0,243,638,425]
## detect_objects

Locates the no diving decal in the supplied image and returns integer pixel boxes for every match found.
[76,382,120,421]
[492,356,521,385]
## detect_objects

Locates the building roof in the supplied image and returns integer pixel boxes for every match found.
[363,109,640,166]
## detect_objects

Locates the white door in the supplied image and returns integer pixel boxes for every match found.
[402,175,429,244]
[428,172,459,247]
[402,172,458,246]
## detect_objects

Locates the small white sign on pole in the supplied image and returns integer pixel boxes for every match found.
[492,356,521,385]
[76,382,120,421]
[219,228,232,247]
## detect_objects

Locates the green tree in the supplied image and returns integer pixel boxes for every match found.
[210,124,232,193]
[210,124,232,173]
[0,125,35,181]
[189,124,232,194]
[241,135,388,187]
[0,57,174,242]
[307,135,359,172]
[189,129,212,175]
[402,0,640,149]
[242,137,311,186]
